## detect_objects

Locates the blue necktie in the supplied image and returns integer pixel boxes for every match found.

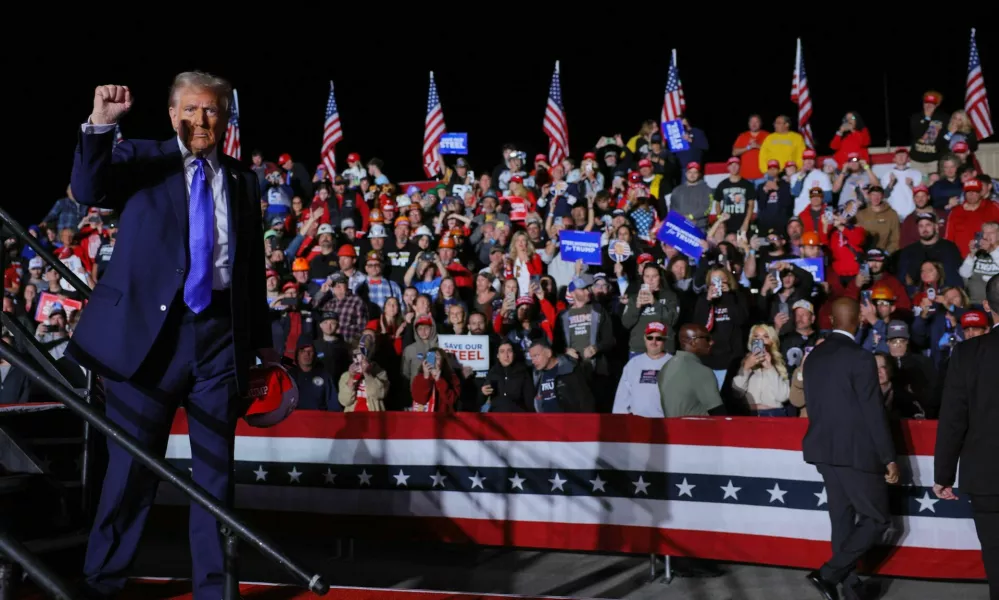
[184,158,214,313]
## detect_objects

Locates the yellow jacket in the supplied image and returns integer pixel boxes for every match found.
[758,132,806,174]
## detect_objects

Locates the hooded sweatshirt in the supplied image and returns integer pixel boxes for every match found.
[401,319,440,381]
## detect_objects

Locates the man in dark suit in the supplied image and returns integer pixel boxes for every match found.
[68,73,275,599]
[801,297,900,600]
[934,275,999,595]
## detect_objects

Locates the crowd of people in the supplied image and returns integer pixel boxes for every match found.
[2,91,997,418]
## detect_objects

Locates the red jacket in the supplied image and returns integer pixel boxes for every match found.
[798,206,832,245]
[411,372,460,413]
[830,128,871,168]
[828,226,867,277]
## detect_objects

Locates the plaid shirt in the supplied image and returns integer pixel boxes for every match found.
[345,270,367,294]
[360,277,403,311]
[313,291,368,344]
[43,197,89,232]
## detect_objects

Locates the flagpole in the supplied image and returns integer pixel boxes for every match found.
[672,48,677,67]
[555,60,560,74]
[232,89,239,117]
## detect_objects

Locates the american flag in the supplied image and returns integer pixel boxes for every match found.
[223,89,241,160]
[543,61,569,165]
[661,49,686,123]
[422,71,446,178]
[321,81,343,176]
[966,28,994,140]
[791,38,815,149]
[160,410,985,581]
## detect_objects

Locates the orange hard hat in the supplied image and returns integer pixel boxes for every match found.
[292,258,309,272]
[801,232,821,247]
[870,284,896,302]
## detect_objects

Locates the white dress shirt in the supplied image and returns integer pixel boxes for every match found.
[833,329,856,342]
[80,121,231,289]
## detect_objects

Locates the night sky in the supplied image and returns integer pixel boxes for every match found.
[17,23,994,228]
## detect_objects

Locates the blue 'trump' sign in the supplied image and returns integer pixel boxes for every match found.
[656,211,705,261]
[662,120,689,152]
[439,133,468,155]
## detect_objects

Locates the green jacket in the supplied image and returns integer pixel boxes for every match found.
[621,285,680,354]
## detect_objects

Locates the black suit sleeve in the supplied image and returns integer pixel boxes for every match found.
[855,350,897,466]
[246,172,270,351]
[934,344,968,486]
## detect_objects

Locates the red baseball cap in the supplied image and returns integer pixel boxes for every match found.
[644,322,667,336]
[961,310,989,329]
[346,152,360,163]
[953,141,970,153]
[802,149,817,160]
[964,179,983,193]
[278,153,292,165]
[767,159,780,169]
[785,160,797,168]
[727,157,741,165]
[894,147,909,155]
[638,158,653,169]
[583,151,596,160]
[686,162,700,172]
[244,363,299,428]
[913,184,929,195]
[534,153,547,163]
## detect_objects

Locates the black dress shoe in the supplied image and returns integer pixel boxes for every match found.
[805,570,840,600]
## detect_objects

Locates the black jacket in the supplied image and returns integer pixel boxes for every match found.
[481,361,535,412]
[934,327,999,494]
[802,331,896,474]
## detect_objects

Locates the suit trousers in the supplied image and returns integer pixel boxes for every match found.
[816,463,891,585]
[969,494,999,599]
[84,291,238,600]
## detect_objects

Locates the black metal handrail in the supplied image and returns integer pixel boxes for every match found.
[0,205,92,301]
[1,353,329,595]
[0,530,77,600]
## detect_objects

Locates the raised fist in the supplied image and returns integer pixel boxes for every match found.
[90,85,133,125]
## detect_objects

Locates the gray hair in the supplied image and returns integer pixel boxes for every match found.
[169,71,233,114]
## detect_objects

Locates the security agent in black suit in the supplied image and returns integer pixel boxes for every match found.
[801,297,900,600]
[934,275,999,596]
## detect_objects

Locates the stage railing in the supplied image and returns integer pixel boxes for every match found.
[0,207,329,598]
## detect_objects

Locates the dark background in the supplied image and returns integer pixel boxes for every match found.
[15,24,994,227]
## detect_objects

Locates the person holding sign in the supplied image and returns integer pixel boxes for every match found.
[621,262,680,355]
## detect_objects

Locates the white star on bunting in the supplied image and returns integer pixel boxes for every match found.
[633,476,650,496]
[393,470,410,487]
[253,465,268,482]
[508,473,525,490]
[469,471,486,489]
[589,475,607,493]
[815,487,828,506]
[767,483,788,504]
[549,473,567,492]
[720,480,741,500]
[323,468,336,485]
[676,478,696,498]
[430,470,447,488]
[916,491,940,513]
[358,469,373,486]
[288,467,302,483]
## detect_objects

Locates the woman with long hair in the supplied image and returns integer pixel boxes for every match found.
[732,324,792,416]
[411,347,461,413]
[693,266,750,390]
[509,230,543,296]
[936,109,979,155]
[830,111,871,167]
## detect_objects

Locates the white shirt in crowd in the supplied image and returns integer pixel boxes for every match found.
[880,165,923,221]
[612,352,673,418]
[792,169,833,215]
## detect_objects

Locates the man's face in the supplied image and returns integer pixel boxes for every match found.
[468,314,486,334]
[964,326,987,340]
[297,346,315,367]
[794,308,814,330]
[914,191,930,208]
[749,115,761,131]
[942,160,958,178]
[320,318,339,336]
[918,219,937,241]
[338,256,356,271]
[293,270,307,283]
[868,191,884,206]
[894,152,909,167]
[169,87,225,155]
[528,345,550,370]
[774,117,789,133]
[252,154,263,166]
[786,221,802,240]
[887,337,908,358]
[685,168,699,184]
[365,260,382,277]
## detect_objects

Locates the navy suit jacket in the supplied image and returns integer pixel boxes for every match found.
[68,126,269,395]
[801,331,897,474]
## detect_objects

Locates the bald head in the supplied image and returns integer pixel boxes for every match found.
[679,323,711,356]
[830,297,861,334]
